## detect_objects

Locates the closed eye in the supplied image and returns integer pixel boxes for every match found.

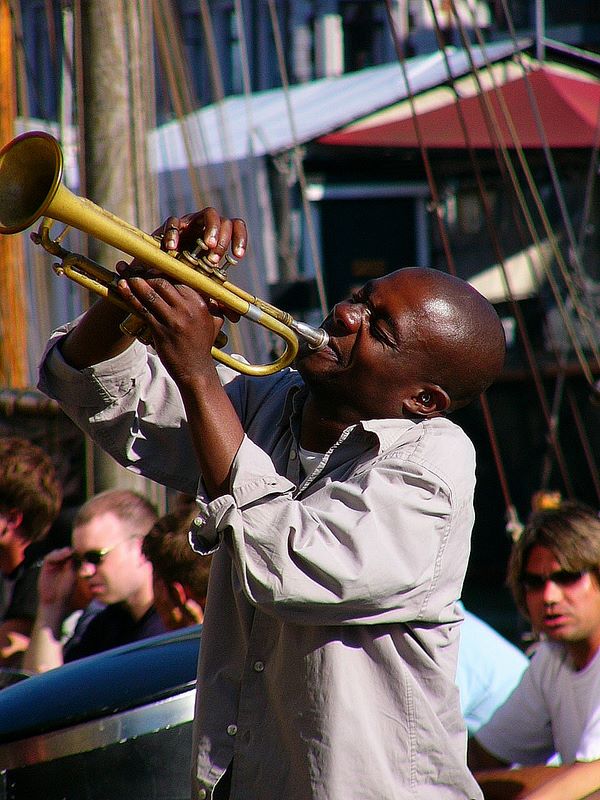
[370,316,398,349]
[351,288,398,349]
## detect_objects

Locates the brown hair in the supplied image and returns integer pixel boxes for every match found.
[507,501,600,618]
[142,506,211,603]
[74,489,158,539]
[0,436,62,542]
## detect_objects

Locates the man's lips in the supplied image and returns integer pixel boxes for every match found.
[323,337,340,359]
[542,611,570,630]
[300,330,340,361]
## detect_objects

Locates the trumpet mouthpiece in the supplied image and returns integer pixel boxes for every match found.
[292,321,329,351]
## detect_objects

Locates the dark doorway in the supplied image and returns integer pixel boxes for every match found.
[318,196,417,304]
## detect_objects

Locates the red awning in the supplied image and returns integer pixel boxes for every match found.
[319,65,600,149]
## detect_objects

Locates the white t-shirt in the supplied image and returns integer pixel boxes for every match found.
[476,641,600,765]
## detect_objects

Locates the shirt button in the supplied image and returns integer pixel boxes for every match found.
[198,791,207,799]
[253,660,265,672]
[227,724,238,736]
[193,515,204,526]
[290,449,297,460]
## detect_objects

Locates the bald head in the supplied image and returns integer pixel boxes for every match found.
[296,265,506,424]
[398,267,506,411]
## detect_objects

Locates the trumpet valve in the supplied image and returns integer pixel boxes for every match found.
[185,238,238,279]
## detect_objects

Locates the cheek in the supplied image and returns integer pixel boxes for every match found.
[525,593,542,620]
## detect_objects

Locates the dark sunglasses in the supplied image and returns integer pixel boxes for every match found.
[71,537,133,570]
[520,569,587,591]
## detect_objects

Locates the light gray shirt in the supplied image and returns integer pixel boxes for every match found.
[38,330,483,800]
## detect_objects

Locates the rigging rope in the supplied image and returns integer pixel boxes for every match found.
[266,0,328,317]
[495,0,600,372]
[152,0,211,205]
[197,0,266,357]
[433,2,580,499]
[438,2,577,497]
[454,0,600,496]
[455,3,600,381]
[385,0,520,521]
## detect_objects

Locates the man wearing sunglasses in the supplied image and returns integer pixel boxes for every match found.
[23,489,164,673]
[469,502,600,799]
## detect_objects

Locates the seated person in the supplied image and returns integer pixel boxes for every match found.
[142,505,212,630]
[456,600,529,735]
[0,437,62,667]
[469,502,600,800]
[23,489,165,673]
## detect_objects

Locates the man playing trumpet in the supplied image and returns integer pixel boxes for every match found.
[39,209,506,800]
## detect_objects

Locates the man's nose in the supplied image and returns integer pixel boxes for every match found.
[77,561,96,578]
[542,579,563,603]
[331,300,363,333]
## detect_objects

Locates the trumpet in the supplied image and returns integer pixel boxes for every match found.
[0,131,328,377]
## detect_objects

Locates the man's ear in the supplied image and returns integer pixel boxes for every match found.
[402,385,450,418]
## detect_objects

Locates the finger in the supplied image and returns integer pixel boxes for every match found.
[194,207,221,249]
[222,307,241,323]
[121,276,200,323]
[45,547,74,565]
[231,218,247,258]
[115,259,162,280]
[162,216,181,253]
[116,276,157,318]
[205,218,232,265]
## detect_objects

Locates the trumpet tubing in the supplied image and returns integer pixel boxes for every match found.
[0,131,328,377]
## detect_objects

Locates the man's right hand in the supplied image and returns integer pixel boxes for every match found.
[38,547,77,611]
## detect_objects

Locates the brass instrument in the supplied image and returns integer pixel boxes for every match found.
[0,131,328,377]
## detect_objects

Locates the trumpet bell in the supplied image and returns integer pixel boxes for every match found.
[0,130,329,376]
[0,131,63,234]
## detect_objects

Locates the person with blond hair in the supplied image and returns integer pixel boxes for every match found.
[24,488,164,673]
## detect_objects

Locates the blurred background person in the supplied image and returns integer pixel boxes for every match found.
[469,501,600,800]
[142,504,211,630]
[0,436,62,668]
[23,489,163,673]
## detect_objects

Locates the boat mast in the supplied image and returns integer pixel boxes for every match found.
[535,0,546,62]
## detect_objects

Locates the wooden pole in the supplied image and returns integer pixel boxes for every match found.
[79,0,164,505]
[0,0,27,387]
